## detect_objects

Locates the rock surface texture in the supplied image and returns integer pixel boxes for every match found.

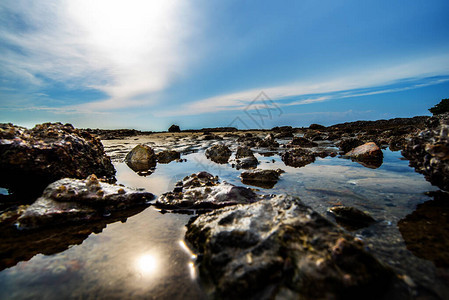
[234,146,258,169]
[156,150,181,164]
[402,113,449,191]
[186,195,405,299]
[240,169,284,188]
[205,144,232,164]
[0,123,115,195]
[281,148,316,168]
[125,144,157,172]
[16,174,154,229]
[155,172,259,212]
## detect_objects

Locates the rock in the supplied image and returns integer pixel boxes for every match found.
[398,191,449,268]
[256,133,279,148]
[156,150,180,164]
[240,169,284,189]
[205,144,232,164]
[345,142,383,167]
[274,131,294,138]
[402,113,449,191]
[337,138,364,153]
[125,144,157,172]
[168,124,181,132]
[186,194,403,299]
[287,137,318,148]
[281,148,316,168]
[328,206,376,230]
[309,123,326,130]
[155,172,259,212]
[0,123,115,198]
[16,174,154,229]
[234,146,259,169]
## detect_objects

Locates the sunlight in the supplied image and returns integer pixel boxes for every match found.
[136,254,158,276]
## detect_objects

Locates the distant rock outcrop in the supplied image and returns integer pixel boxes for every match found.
[168,124,181,132]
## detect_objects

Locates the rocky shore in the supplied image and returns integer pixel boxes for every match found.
[1,114,448,299]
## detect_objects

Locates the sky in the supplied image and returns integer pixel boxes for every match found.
[1,0,448,131]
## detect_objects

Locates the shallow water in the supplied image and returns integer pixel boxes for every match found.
[1,136,448,299]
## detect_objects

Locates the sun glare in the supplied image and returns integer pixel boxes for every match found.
[136,254,158,276]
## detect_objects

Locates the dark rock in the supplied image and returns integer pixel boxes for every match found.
[205,144,232,164]
[281,148,316,168]
[234,146,259,169]
[402,113,449,191]
[240,169,284,189]
[0,123,115,198]
[237,135,263,147]
[398,191,449,268]
[156,150,181,164]
[309,123,326,130]
[338,138,364,153]
[236,146,254,159]
[186,194,404,299]
[168,124,181,132]
[287,137,318,148]
[274,131,294,138]
[328,206,376,230]
[155,172,259,212]
[256,133,279,148]
[125,144,157,172]
[14,174,154,229]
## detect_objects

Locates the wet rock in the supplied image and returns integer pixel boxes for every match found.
[398,191,449,268]
[16,174,154,229]
[125,144,157,172]
[0,123,115,198]
[309,123,326,130]
[234,146,259,169]
[155,172,259,212]
[237,135,263,147]
[287,136,318,148]
[205,144,232,164]
[240,169,284,189]
[274,131,294,138]
[281,148,316,168]
[236,146,254,158]
[256,133,279,148]
[328,206,376,230]
[337,138,364,153]
[402,113,449,191]
[156,150,181,164]
[186,194,403,299]
[345,142,383,168]
[168,124,181,132]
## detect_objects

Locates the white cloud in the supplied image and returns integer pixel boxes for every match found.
[0,0,194,109]
[159,53,449,116]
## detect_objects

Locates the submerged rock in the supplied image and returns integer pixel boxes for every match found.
[328,206,376,230]
[345,142,383,168]
[125,144,157,172]
[155,172,259,212]
[281,148,316,168]
[156,150,181,164]
[398,191,449,268]
[205,144,232,164]
[0,122,115,197]
[16,175,154,229]
[402,113,449,191]
[240,169,284,189]
[186,194,404,299]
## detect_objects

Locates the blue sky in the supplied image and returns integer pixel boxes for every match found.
[1,0,448,130]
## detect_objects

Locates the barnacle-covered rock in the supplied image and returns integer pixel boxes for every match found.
[281,148,316,168]
[205,144,232,164]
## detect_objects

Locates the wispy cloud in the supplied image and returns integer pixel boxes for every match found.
[159,54,449,117]
[0,0,194,109]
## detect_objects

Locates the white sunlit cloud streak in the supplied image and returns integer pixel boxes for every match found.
[0,0,193,111]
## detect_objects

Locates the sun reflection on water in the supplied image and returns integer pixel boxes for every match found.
[135,253,158,276]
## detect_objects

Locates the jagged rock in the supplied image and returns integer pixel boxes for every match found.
[186,194,404,299]
[287,137,318,148]
[234,146,258,169]
[0,123,115,197]
[240,169,284,189]
[156,150,181,164]
[345,142,383,166]
[338,138,364,153]
[16,175,154,229]
[168,124,181,132]
[257,134,279,148]
[398,191,449,268]
[125,144,157,172]
[402,113,449,191]
[205,144,232,164]
[281,148,316,168]
[328,206,376,230]
[236,146,254,158]
[155,172,259,212]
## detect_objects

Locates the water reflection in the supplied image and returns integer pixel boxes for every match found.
[135,253,158,276]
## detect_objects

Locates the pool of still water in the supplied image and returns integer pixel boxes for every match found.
[0,147,447,299]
